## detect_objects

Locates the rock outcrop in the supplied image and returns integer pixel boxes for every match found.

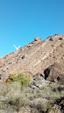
[34,37,41,41]
[44,63,61,80]
[0,34,64,113]
[0,34,64,80]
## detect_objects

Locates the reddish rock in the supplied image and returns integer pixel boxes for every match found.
[44,63,63,83]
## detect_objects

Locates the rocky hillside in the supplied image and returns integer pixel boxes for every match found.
[0,34,64,113]
[0,34,64,79]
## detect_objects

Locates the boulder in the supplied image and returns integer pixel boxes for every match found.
[34,37,41,41]
[30,73,50,89]
[54,34,59,36]
[44,63,64,84]
[49,36,53,41]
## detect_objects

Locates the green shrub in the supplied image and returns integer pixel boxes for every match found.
[0,102,5,109]
[6,72,32,87]
[10,96,29,106]
[8,96,29,112]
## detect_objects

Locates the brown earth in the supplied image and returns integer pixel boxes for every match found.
[0,34,64,80]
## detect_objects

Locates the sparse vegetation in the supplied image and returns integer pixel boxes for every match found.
[8,96,29,112]
[0,74,64,113]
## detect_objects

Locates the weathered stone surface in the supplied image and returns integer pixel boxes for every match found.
[0,34,64,77]
[30,73,50,89]
[34,37,41,41]
[44,63,64,84]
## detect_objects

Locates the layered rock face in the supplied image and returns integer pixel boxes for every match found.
[0,34,64,79]
[0,34,64,113]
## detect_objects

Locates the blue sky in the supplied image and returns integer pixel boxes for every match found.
[0,0,64,57]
